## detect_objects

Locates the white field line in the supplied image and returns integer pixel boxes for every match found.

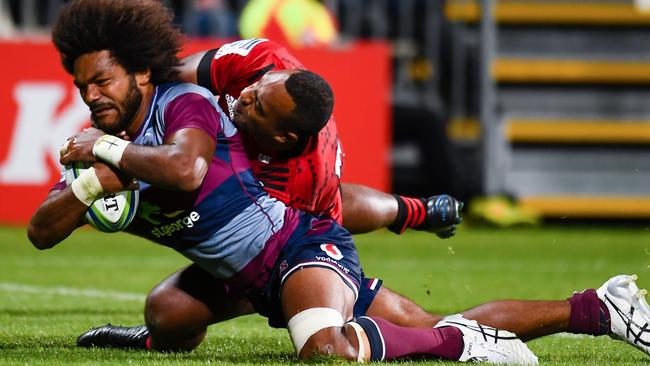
[0,282,145,302]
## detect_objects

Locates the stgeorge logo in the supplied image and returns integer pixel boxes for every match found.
[149,210,201,238]
[320,243,343,260]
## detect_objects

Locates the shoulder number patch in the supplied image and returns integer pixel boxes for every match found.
[215,38,268,60]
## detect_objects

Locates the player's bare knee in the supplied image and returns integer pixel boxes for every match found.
[298,327,356,361]
[144,307,206,340]
[144,285,174,331]
[145,299,206,353]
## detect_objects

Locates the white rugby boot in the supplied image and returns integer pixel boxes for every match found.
[434,314,538,365]
[596,274,650,356]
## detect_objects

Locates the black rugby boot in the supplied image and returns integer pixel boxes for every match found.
[77,324,149,349]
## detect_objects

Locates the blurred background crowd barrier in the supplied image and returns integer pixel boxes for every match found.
[2,0,650,225]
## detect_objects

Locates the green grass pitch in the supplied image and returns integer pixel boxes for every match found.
[2,224,650,365]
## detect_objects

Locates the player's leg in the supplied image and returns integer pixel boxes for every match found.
[361,283,579,340]
[362,280,602,343]
[360,276,650,353]
[460,276,636,343]
[278,230,465,362]
[281,267,461,362]
[277,215,535,364]
[77,264,254,351]
[364,286,443,328]
[366,281,606,342]
[340,183,397,234]
[281,267,358,360]
[340,183,462,238]
[144,264,254,351]
[282,267,537,364]
[461,274,650,355]
[461,300,570,341]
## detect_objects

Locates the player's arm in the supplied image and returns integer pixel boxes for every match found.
[61,91,219,192]
[27,188,89,249]
[177,50,209,86]
[60,127,215,192]
[178,40,282,96]
[118,128,215,191]
[27,162,136,249]
[177,49,225,94]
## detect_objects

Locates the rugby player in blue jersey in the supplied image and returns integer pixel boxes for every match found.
[28,0,540,363]
[28,0,650,362]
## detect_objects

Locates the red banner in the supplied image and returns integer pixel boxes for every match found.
[0,39,391,224]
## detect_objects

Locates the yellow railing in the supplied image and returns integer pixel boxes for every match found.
[493,59,650,84]
[520,196,650,218]
[506,119,650,144]
[445,1,650,25]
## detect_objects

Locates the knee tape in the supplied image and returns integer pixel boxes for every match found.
[287,307,344,354]
[346,321,366,363]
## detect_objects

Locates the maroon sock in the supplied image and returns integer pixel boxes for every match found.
[568,288,611,336]
[387,195,427,234]
[145,336,152,350]
[355,316,463,361]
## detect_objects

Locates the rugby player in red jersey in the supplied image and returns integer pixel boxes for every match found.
[177,38,462,237]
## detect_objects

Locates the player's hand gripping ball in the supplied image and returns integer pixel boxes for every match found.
[65,162,139,232]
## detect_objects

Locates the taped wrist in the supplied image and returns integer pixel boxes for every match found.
[93,134,131,168]
[71,167,104,206]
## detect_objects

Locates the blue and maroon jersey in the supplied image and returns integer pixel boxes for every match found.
[121,82,301,290]
[197,38,343,223]
[53,82,381,315]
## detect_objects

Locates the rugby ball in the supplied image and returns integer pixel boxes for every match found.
[65,162,139,232]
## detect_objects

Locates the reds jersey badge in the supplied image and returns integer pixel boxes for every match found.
[320,243,344,260]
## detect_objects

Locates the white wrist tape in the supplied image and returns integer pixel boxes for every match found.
[92,134,131,168]
[287,307,344,355]
[71,167,104,206]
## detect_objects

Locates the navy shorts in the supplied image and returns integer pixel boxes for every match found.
[249,213,383,328]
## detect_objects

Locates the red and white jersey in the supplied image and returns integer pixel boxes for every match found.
[197,38,343,222]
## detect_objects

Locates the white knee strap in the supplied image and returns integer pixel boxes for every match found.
[346,321,366,363]
[287,307,344,354]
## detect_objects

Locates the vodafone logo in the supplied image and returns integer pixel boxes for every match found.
[320,243,343,260]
